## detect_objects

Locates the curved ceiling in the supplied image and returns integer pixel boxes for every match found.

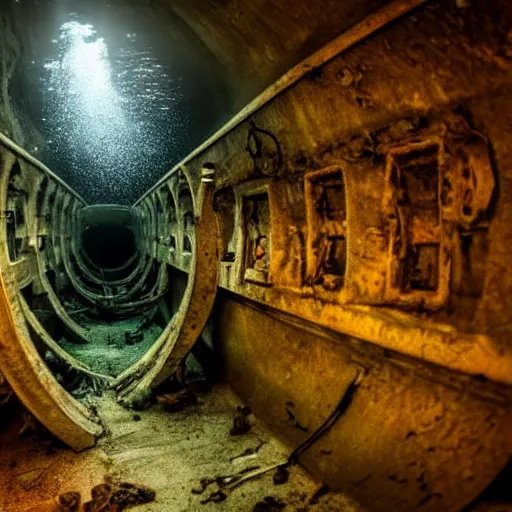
[157,0,390,109]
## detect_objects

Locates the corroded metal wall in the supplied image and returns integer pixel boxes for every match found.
[138,0,512,509]
[216,292,511,511]
[143,0,512,387]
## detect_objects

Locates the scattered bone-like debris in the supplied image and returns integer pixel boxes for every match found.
[272,465,290,486]
[229,439,266,462]
[193,463,291,505]
[25,478,155,512]
[192,465,261,504]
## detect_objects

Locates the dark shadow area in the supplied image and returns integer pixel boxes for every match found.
[82,223,136,270]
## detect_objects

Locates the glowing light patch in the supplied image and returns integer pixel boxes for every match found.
[41,17,189,204]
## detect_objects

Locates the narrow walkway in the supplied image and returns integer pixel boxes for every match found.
[0,386,362,511]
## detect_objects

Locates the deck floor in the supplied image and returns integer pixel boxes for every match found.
[0,385,362,512]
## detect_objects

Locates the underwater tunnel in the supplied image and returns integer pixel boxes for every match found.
[0,0,511,510]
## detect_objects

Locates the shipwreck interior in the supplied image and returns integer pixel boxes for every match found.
[0,0,512,510]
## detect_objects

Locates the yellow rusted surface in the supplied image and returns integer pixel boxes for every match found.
[140,1,512,509]
[217,292,512,511]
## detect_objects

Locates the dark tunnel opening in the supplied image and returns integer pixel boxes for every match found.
[82,222,136,269]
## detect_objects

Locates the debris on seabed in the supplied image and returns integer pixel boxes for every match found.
[82,479,155,511]
[230,439,266,463]
[25,477,155,512]
[192,465,261,503]
[230,404,252,436]
[193,464,288,505]
[156,387,197,412]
